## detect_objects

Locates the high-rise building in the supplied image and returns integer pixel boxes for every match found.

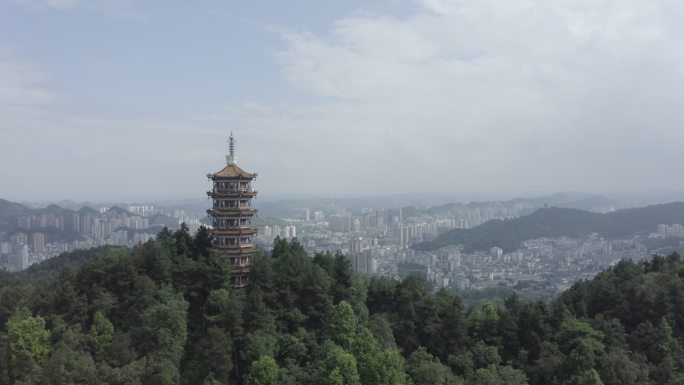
[14,244,28,271]
[17,216,30,229]
[1,242,12,255]
[67,213,80,232]
[207,133,258,289]
[349,236,364,254]
[11,233,27,247]
[31,232,45,253]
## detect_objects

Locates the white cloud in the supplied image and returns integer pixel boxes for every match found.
[3,1,684,201]
[265,0,684,193]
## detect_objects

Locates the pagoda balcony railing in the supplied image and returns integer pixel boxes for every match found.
[219,187,253,193]
[211,203,252,210]
[214,241,253,247]
[207,208,257,216]
[212,227,258,234]
[209,244,256,251]
[207,190,257,197]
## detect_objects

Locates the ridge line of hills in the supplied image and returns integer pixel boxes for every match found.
[414,201,684,253]
[0,199,180,243]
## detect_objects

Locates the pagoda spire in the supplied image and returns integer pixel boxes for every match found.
[227,131,237,166]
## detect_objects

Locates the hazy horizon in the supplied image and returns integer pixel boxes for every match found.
[7,190,684,214]
[2,1,684,202]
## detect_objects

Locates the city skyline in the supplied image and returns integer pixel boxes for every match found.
[2,0,684,201]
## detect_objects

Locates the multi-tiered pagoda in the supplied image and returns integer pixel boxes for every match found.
[207,133,257,288]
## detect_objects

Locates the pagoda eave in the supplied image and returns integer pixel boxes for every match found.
[208,246,258,254]
[210,228,258,235]
[207,209,257,217]
[207,191,258,198]
[207,173,257,181]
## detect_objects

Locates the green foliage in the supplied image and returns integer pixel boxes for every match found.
[246,356,279,385]
[467,364,528,385]
[565,369,604,385]
[597,349,649,385]
[350,327,411,385]
[327,301,359,349]
[6,307,51,380]
[3,234,684,385]
[408,347,462,385]
[319,343,362,385]
[89,310,114,360]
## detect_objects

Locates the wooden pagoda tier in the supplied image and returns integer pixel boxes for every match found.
[207,190,257,198]
[206,208,258,217]
[211,227,258,236]
[207,246,258,255]
[206,133,258,289]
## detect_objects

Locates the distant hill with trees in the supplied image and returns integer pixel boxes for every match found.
[414,202,684,253]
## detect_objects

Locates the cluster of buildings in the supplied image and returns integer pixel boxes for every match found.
[0,205,199,272]
[261,224,297,240]
[406,236,649,294]
[257,203,521,257]
[650,224,684,239]
[254,200,657,296]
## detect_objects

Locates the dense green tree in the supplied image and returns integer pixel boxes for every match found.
[319,343,362,385]
[367,314,397,350]
[471,341,501,369]
[528,342,563,385]
[137,286,188,385]
[246,356,279,385]
[6,308,51,381]
[407,347,462,385]
[89,310,114,361]
[327,301,358,349]
[565,369,604,385]
[597,349,650,385]
[467,365,528,385]
[39,342,98,385]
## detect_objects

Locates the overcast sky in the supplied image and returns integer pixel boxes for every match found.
[1,0,683,202]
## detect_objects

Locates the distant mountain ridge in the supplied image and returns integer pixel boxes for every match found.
[423,192,618,217]
[0,199,162,244]
[251,191,618,218]
[413,202,684,253]
[0,199,30,217]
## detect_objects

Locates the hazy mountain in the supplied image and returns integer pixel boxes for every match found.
[0,199,30,218]
[414,202,684,253]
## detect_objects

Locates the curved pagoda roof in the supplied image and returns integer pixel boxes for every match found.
[208,164,256,179]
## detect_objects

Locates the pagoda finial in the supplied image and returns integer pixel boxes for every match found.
[227,131,237,166]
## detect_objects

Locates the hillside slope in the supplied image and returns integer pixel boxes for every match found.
[414,202,684,252]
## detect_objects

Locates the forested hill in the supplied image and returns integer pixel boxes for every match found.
[1,228,684,384]
[414,201,684,252]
